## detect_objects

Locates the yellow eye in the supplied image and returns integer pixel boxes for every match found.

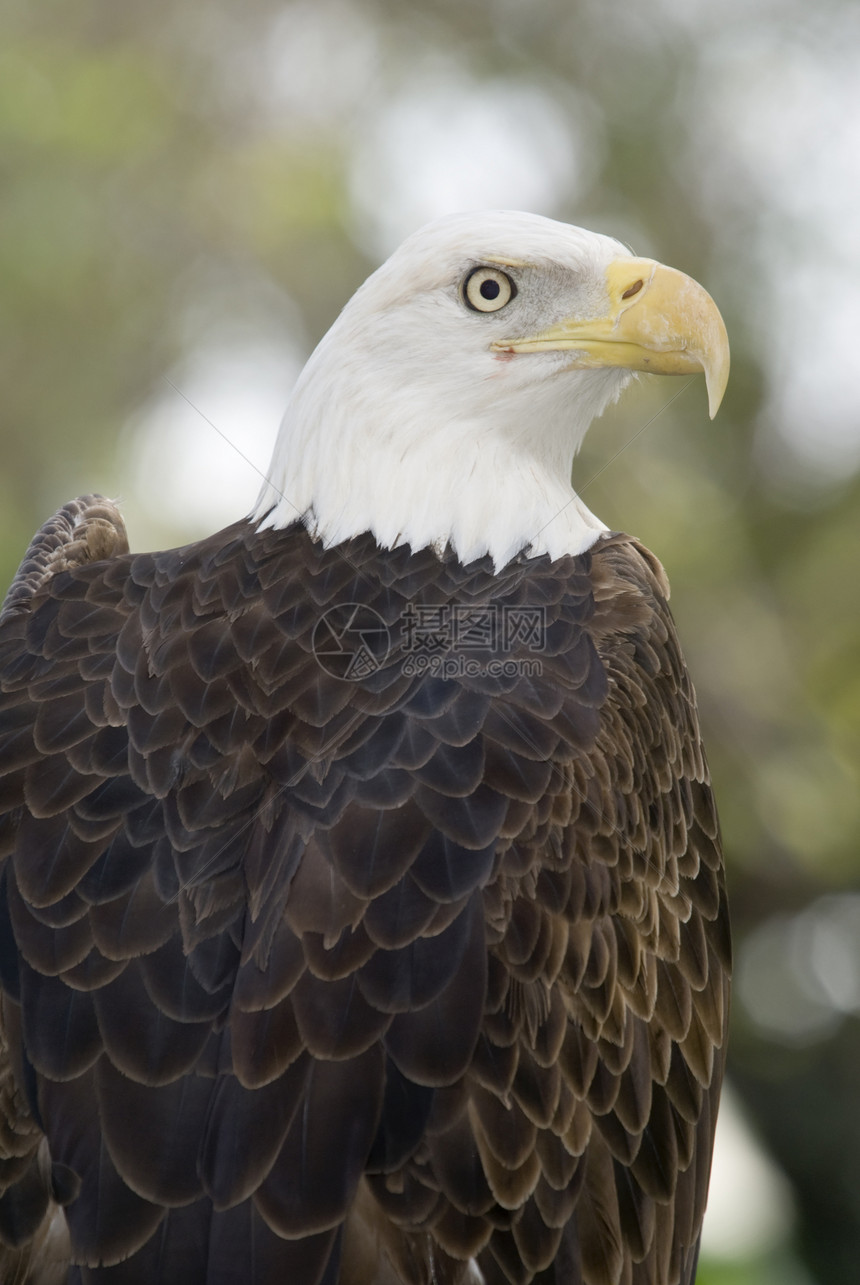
[463,266,516,313]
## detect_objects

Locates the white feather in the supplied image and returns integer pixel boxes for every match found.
[254,210,634,570]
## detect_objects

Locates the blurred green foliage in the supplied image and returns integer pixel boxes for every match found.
[2,2,859,1281]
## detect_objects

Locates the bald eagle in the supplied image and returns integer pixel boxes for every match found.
[0,212,731,1285]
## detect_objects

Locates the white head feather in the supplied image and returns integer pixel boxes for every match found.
[254,210,636,569]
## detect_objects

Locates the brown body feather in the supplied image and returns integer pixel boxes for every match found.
[0,496,730,1285]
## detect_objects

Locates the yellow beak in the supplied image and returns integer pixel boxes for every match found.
[491,258,730,418]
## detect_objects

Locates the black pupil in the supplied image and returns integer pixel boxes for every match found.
[480,278,501,300]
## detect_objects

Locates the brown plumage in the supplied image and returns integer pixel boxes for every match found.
[0,492,730,1285]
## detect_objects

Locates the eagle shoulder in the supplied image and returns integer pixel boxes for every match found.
[1,496,128,625]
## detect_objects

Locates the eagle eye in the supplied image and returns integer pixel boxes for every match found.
[463,266,516,313]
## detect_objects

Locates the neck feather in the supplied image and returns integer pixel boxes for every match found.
[253,331,626,571]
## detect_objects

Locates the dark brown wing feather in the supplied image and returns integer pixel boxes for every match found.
[0,497,128,628]
[0,498,730,1285]
[0,497,129,1285]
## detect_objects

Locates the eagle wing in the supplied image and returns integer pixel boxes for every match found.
[0,499,729,1285]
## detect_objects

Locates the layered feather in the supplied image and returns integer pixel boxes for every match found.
[0,496,730,1285]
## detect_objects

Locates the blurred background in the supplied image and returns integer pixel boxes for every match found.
[2,1,859,1280]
